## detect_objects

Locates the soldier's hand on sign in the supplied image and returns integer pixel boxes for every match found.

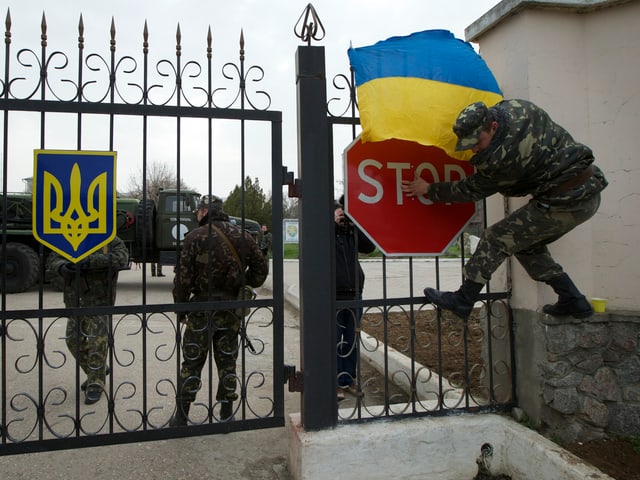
[401,172,430,198]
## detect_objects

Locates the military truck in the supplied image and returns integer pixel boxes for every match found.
[0,189,263,293]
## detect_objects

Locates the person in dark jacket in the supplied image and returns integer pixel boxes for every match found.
[402,99,607,320]
[170,195,269,426]
[334,196,375,400]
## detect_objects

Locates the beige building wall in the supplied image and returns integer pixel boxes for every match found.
[467,0,640,312]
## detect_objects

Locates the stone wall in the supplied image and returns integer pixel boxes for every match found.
[537,312,640,443]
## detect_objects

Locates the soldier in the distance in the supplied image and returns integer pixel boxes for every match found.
[259,224,272,257]
[170,195,268,426]
[50,236,129,405]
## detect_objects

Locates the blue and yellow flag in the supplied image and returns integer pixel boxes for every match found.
[348,29,502,160]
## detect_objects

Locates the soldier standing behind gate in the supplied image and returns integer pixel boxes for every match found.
[49,236,129,405]
[170,195,268,426]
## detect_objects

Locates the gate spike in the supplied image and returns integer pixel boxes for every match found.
[176,23,181,56]
[78,14,84,49]
[143,21,148,54]
[41,12,47,47]
[5,8,11,36]
[294,3,325,45]
[110,17,116,52]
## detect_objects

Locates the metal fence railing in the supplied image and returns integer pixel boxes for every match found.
[0,10,284,455]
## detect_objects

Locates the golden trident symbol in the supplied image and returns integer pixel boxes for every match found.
[43,163,108,251]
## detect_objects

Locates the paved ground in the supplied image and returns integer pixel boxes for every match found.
[0,259,463,479]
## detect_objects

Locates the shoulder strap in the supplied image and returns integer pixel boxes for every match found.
[211,223,242,269]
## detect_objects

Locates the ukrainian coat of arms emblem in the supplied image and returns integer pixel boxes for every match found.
[33,150,117,262]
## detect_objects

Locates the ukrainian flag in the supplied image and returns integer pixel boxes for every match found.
[348,29,502,160]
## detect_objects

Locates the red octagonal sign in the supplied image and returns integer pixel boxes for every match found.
[344,136,476,256]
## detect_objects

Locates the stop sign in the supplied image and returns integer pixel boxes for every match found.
[343,136,476,256]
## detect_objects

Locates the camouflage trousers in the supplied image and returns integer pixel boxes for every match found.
[66,315,109,388]
[464,193,601,284]
[176,309,240,405]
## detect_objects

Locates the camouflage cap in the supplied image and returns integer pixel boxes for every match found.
[453,102,489,151]
[199,194,224,213]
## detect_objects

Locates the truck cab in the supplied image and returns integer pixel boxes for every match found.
[153,189,200,266]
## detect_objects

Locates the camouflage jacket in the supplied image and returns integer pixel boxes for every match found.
[48,236,130,307]
[173,219,269,303]
[429,99,608,205]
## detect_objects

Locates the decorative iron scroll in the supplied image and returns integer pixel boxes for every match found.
[0,8,282,453]
[294,3,325,46]
[2,306,275,443]
[0,9,271,110]
[336,299,514,420]
[327,70,357,119]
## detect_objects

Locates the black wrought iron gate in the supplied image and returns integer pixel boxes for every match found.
[0,10,285,454]
[294,6,516,431]
[1,3,517,457]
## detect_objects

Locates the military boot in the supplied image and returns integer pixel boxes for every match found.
[424,279,484,319]
[83,369,107,405]
[81,366,110,391]
[169,401,190,427]
[84,385,103,405]
[220,400,234,421]
[543,273,593,319]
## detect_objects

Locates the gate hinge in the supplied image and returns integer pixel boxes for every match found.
[282,166,300,198]
[284,364,303,392]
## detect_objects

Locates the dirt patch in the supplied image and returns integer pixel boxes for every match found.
[563,438,640,480]
[362,310,486,395]
[362,310,640,480]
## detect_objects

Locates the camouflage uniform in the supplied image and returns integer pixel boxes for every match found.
[49,236,129,401]
[429,99,608,285]
[172,196,268,419]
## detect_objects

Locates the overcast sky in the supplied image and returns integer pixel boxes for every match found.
[2,0,500,198]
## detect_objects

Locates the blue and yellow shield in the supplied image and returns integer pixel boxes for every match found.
[33,150,117,263]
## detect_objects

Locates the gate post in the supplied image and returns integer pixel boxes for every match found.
[295,45,337,430]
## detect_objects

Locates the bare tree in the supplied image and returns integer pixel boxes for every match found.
[283,196,299,219]
[127,162,190,202]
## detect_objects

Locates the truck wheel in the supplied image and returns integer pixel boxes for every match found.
[1,243,39,293]
[134,200,155,262]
